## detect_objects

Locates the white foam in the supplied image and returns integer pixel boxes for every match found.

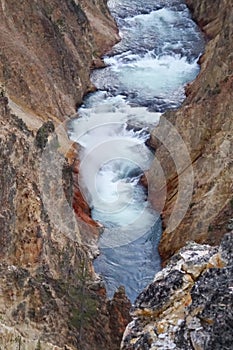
[107,53,199,99]
[68,93,160,238]
[69,95,160,146]
[128,8,178,24]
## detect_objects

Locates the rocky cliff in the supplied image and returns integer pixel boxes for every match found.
[148,0,233,263]
[0,1,132,350]
[0,83,132,350]
[121,1,233,349]
[121,233,233,350]
[0,0,119,120]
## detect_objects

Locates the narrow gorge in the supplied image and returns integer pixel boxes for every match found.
[0,0,232,350]
[68,0,204,302]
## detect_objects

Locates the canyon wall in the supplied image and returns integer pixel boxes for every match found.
[121,1,233,348]
[148,0,233,264]
[0,0,119,120]
[0,1,132,350]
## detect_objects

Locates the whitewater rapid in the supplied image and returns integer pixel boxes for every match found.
[69,0,204,301]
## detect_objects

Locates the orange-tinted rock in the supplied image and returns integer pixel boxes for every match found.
[69,145,101,229]
[107,287,132,347]
[0,72,129,350]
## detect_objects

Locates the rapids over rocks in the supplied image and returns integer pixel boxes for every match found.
[69,0,204,301]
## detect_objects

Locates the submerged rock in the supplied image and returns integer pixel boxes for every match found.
[121,233,233,350]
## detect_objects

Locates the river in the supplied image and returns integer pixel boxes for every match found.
[68,0,204,302]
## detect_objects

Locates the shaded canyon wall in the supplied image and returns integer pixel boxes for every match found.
[0,0,119,120]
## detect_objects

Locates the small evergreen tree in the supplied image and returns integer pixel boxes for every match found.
[35,339,41,350]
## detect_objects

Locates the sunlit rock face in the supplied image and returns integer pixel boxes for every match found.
[121,233,233,350]
[147,0,233,263]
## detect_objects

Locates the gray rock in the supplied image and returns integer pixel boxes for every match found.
[121,233,233,350]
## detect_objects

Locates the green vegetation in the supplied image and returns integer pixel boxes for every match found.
[230,197,233,209]
[44,4,53,19]
[208,225,214,232]
[54,18,66,35]
[68,256,98,343]
[0,83,6,97]
[35,121,55,149]
[35,339,41,350]
[208,83,221,96]
[212,83,221,95]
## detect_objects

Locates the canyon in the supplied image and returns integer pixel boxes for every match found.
[0,0,232,349]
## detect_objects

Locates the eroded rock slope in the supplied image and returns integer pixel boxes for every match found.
[0,94,131,350]
[0,1,132,349]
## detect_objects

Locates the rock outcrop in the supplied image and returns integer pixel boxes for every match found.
[121,232,233,350]
[148,0,233,263]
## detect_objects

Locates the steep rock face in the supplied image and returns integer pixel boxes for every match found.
[0,0,119,120]
[0,0,119,243]
[121,233,233,350]
[148,0,233,263]
[0,96,131,350]
[0,0,131,348]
